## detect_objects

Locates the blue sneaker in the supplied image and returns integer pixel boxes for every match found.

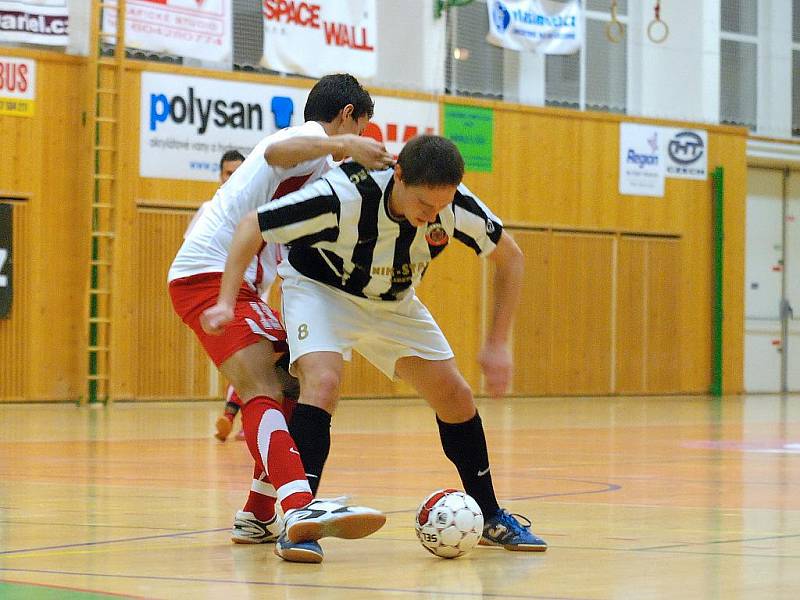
[274,532,324,563]
[481,509,547,552]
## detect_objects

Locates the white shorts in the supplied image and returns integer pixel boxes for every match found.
[280,270,454,380]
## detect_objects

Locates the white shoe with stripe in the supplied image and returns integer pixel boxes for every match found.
[284,499,386,543]
[231,510,281,544]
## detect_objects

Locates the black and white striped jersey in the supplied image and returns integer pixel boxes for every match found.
[256,162,504,301]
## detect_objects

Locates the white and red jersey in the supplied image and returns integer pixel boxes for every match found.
[168,120,337,286]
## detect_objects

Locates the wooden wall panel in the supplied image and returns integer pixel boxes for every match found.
[511,230,552,395]
[0,54,87,402]
[550,233,614,394]
[710,134,746,394]
[133,208,215,400]
[646,239,682,391]
[0,54,751,401]
[616,237,647,393]
[0,201,29,399]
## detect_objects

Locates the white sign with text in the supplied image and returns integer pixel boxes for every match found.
[104,0,232,63]
[261,0,377,78]
[619,122,665,197]
[140,72,309,181]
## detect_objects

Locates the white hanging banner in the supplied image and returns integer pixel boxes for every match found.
[102,0,232,63]
[261,0,377,78]
[619,123,665,198]
[486,0,581,55]
[0,0,68,46]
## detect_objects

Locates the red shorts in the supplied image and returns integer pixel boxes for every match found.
[169,272,288,367]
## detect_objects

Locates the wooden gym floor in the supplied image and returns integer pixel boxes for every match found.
[1,394,799,599]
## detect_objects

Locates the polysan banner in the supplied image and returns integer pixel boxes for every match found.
[261,0,377,78]
[140,71,311,181]
[486,0,581,55]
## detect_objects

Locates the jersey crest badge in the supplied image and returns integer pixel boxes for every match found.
[425,223,449,246]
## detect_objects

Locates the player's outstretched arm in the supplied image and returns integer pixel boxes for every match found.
[478,231,525,398]
[264,135,393,170]
[200,211,263,335]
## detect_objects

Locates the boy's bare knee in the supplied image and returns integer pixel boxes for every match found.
[300,369,340,412]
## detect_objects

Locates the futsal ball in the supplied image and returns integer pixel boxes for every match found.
[415,488,484,558]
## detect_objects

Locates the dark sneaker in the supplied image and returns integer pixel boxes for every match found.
[480,509,547,552]
[284,499,386,543]
[231,510,281,544]
[274,532,324,563]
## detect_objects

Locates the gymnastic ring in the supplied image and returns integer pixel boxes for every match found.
[606,19,624,43]
[647,19,669,43]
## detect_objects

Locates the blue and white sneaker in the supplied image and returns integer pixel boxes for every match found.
[274,532,324,563]
[284,498,386,543]
[480,509,548,552]
[231,510,281,544]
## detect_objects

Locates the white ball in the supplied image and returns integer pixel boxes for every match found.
[415,488,484,559]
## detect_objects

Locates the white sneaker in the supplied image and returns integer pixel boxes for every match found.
[231,510,281,544]
[284,499,386,543]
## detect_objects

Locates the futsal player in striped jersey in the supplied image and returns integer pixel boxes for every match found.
[202,134,548,552]
[169,74,395,563]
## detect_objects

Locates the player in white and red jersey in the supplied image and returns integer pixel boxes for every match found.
[216,243,300,442]
[168,74,393,563]
[184,150,296,442]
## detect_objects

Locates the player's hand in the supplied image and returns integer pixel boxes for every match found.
[344,135,395,169]
[200,303,234,335]
[478,343,513,399]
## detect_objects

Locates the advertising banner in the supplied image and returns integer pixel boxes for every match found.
[103,0,232,62]
[140,73,437,181]
[662,127,708,180]
[444,104,493,172]
[0,56,35,117]
[261,0,377,78]
[365,95,438,158]
[486,0,581,55]
[619,122,665,197]
[140,72,310,181]
[0,0,68,46]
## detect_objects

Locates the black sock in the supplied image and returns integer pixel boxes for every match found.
[437,412,500,519]
[288,403,331,496]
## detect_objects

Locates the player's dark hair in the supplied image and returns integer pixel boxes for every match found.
[304,73,374,122]
[396,135,465,187]
[219,149,244,171]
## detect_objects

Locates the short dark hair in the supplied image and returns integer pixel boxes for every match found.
[396,135,465,187]
[304,73,374,122]
[219,149,244,171]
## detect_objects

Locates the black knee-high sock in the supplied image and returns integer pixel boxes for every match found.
[437,413,500,519]
[288,403,331,496]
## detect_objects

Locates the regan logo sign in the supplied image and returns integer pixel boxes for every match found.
[619,123,664,197]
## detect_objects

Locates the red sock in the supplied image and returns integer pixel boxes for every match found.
[241,396,313,513]
[243,465,277,522]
